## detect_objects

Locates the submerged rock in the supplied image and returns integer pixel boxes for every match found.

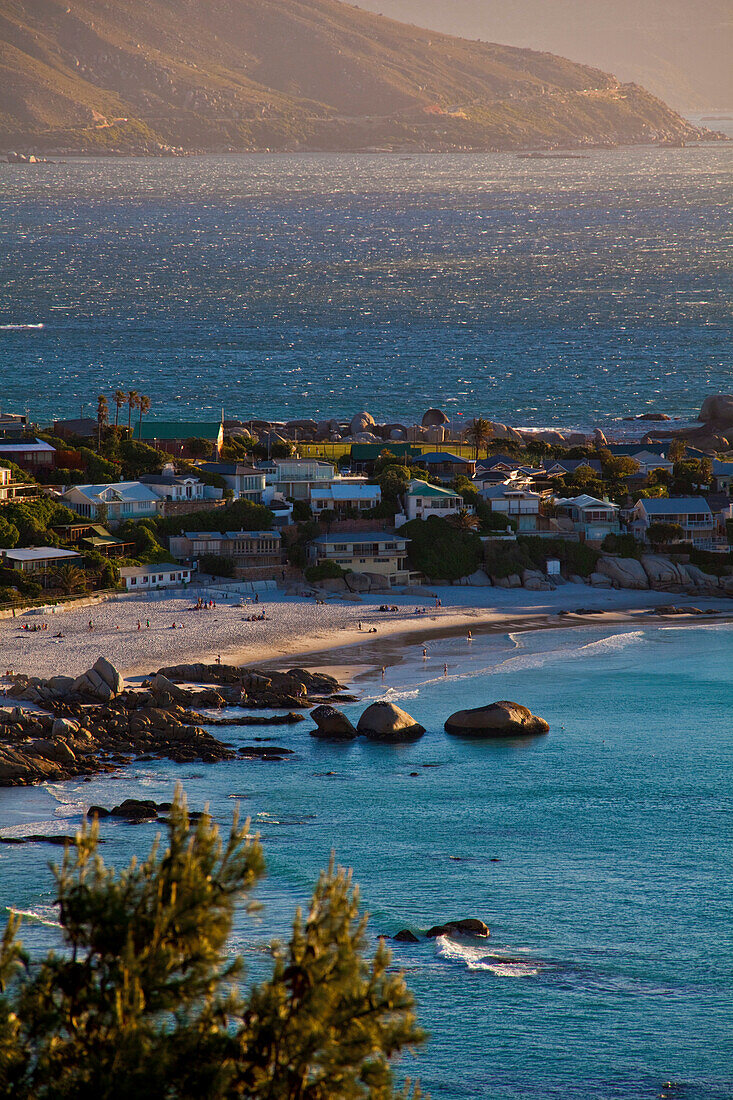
[394,929,420,943]
[357,702,425,742]
[445,701,549,738]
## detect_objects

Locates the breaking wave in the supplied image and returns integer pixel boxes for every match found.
[435,935,543,977]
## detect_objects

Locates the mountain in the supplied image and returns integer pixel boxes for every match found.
[0,0,715,154]
[352,0,733,112]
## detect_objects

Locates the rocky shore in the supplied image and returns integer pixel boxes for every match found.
[0,658,347,787]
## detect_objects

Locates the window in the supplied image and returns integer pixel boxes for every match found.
[130,577,136,585]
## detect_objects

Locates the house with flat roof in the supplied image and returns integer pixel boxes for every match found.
[396,480,466,525]
[310,481,381,516]
[0,438,55,471]
[631,497,715,549]
[199,462,266,502]
[120,563,193,591]
[480,484,546,534]
[168,530,283,576]
[62,481,161,524]
[1,546,81,583]
[132,421,223,459]
[308,532,411,586]
[268,459,335,501]
[554,495,621,543]
[0,465,39,503]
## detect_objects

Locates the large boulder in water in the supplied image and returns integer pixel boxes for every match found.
[309,705,357,741]
[445,701,549,738]
[426,918,490,938]
[357,701,425,742]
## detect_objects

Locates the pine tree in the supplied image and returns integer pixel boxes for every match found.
[0,790,424,1100]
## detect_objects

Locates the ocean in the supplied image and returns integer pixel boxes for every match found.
[1,622,732,1098]
[0,146,731,430]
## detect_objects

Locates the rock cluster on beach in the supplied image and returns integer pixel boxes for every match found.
[0,659,349,787]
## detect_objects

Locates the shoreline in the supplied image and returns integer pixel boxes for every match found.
[1,585,731,687]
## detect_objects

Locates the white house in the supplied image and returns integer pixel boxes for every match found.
[631,497,715,549]
[120,563,193,590]
[139,465,222,505]
[396,480,466,525]
[267,459,335,501]
[554,495,621,543]
[310,481,381,516]
[199,462,267,502]
[1,546,81,575]
[622,450,674,477]
[480,484,545,533]
[308,532,411,585]
[62,481,161,524]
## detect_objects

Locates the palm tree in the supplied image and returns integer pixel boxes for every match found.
[96,394,109,450]
[137,394,151,440]
[451,507,480,531]
[127,390,139,434]
[113,389,126,428]
[50,563,88,595]
[466,416,492,460]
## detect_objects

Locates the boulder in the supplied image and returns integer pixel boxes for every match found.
[28,738,77,765]
[350,411,376,435]
[357,702,425,742]
[52,717,80,738]
[641,555,689,589]
[421,408,450,428]
[684,564,720,590]
[596,557,649,589]
[93,656,125,695]
[394,929,420,943]
[445,701,549,738]
[109,798,159,820]
[426,918,490,938]
[309,705,357,741]
[466,569,492,587]
[492,573,522,588]
[698,394,733,430]
[362,572,391,592]
[315,577,348,593]
[344,571,371,593]
[593,428,608,446]
[589,572,613,588]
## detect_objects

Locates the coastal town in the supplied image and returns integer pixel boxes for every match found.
[1,394,732,606]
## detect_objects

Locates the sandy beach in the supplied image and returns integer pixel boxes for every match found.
[1,583,730,683]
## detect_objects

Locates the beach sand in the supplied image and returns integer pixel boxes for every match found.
[1,583,730,683]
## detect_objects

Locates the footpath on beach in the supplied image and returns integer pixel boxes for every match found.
[1,581,731,682]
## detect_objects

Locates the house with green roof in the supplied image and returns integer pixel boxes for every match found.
[132,421,223,459]
[396,479,467,526]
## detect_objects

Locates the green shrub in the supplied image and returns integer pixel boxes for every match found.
[199,553,236,578]
[304,560,345,582]
[517,536,601,577]
[601,533,642,558]
[401,516,482,581]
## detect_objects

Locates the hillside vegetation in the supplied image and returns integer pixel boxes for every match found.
[0,0,712,153]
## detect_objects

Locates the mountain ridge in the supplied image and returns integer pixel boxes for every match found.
[0,0,716,154]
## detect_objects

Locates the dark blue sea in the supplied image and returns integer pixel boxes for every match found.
[0,147,731,428]
[1,623,732,1098]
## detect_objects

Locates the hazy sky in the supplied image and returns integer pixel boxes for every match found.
[351,0,732,109]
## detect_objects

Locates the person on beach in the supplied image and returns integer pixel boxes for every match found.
[381,666,386,679]
[216,654,221,664]
[422,647,427,659]
[443,663,448,677]
[146,620,150,628]
[137,620,141,631]
[467,630,472,642]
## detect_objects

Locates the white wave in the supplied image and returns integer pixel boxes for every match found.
[574,630,645,655]
[435,935,541,977]
[0,323,44,329]
[6,906,60,928]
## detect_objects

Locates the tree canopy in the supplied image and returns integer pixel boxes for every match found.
[0,791,424,1100]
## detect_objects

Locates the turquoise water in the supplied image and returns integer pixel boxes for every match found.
[0,149,731,428]
[2,623,732,1097]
